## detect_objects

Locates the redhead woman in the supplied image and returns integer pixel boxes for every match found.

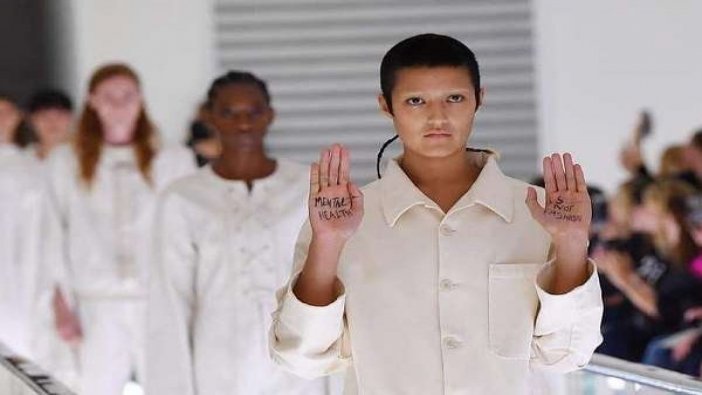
[39,63,194,394]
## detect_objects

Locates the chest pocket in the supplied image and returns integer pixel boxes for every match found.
[488,263,542,359]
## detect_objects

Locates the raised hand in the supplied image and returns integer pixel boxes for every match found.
[526,153,592,243]
[308,144,363,241]
[526,153,591,293]
[295,145,363,306]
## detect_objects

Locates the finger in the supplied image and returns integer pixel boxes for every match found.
[339,146,350,185]
[525,187,544,223]
[348,182,364,212]
[551,153,567,192]
[309,163,320,196]
[574,164,587,193]
[543,156,557,194]
[319,148,330,188]
[563,152,576,191]
[329,144,341,185]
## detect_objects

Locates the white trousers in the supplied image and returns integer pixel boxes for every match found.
[78,298,145,395]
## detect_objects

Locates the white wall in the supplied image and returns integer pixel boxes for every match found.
[533,0,702,192]
[60,0,216,143]
[56,1,702,189]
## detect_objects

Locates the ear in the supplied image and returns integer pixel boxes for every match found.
[476,87,486,111]
[266,106,276,125]
[377,94,393,119]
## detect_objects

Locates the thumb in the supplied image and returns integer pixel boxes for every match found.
[526,187,544,223]
[348,182,364,211]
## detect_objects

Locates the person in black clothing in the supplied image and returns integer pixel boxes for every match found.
[594,179,702,361]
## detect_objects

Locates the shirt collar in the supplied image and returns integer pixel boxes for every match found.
[380,150,514,227]
[202,160,295,193]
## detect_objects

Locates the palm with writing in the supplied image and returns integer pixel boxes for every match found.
[309,144,363,241]
[526,153,592,243]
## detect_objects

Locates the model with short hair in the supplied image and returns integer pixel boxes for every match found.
[146,71,332,395]
[270,33,603,394]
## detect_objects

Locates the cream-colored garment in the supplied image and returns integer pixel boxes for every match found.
[43,144,195,300]
[271,152,603,395]
[37,143,195,395]
[0,145,43,359]
[147,162,331,395]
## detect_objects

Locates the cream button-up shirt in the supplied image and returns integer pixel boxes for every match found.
[271,152,603,395]
[147,162,330,395]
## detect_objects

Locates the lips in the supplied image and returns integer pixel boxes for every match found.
[424,130,452,138]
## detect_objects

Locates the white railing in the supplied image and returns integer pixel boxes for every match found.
[0,343,75,395]
[3,345,702,394]
[568,353,702,394]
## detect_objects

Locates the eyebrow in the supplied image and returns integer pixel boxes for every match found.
[398,88,473,97]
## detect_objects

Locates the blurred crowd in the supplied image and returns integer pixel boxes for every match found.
[581,113,702,376]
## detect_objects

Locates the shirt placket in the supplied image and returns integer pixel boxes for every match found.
[113,160,138,281]
[242,190,276,300]
[437,211,467,394]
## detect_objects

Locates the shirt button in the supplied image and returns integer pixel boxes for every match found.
[444,336,462,350]
[439,224,456,236]
[439,279,456,291]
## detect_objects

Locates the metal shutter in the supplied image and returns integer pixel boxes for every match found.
[214,0,538,184]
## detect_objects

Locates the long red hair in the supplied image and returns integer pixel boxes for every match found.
[74,63,157,186]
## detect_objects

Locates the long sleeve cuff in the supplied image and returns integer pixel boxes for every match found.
[531,259,604,371]
[271,272,349,378]
[535,259,601,332]
[277,272,346,336]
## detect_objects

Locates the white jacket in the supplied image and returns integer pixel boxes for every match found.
[146,162,329,395]
[0,145,44,358]
[43,144,195,301]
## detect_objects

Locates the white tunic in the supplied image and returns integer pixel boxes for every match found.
[271,153,603,395]
[146,162,329,395]
[0,145,43,358]
[43,144,195,300]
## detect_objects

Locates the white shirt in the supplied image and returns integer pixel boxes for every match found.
[0,144,44,358]
[43,144,195,300]
[271,152,603,395]
[146,162,329,395]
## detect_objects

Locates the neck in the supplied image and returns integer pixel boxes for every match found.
[103,125,134,145]
[399,148,480,213]
[211,147,276,182]
[400,148,477,190]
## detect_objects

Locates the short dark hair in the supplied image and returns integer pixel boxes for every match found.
[380,33,481,113]
[206,70,271,108]
[27,89,73,113]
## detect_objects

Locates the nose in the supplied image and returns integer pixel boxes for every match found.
[427,101,448,126]
[234,112,254,131]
